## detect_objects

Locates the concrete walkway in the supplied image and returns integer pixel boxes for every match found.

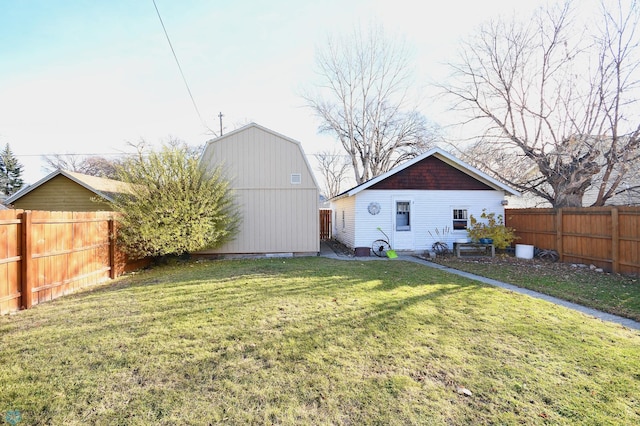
[319,241,640,331]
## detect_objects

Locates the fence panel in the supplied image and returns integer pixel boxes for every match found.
[619,209,640,275]
[0,210,149,315]
[505,207,640,275]
[505,209,557,250]
[319,209,332,240]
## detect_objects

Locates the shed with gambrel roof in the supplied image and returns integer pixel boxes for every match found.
[197,122,320,256]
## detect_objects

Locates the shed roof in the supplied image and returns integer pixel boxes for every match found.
[331,147,520,200]
[5,169,133,205]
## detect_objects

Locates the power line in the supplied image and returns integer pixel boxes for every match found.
[151,0,216,136]
[15,152,131,158]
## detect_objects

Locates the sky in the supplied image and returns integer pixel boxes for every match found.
[0,0,576,185]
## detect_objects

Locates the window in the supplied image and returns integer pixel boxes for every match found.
[452,208,468,230]
[341,210,345,230]
[396,201,410,231]
[290,173,301,184]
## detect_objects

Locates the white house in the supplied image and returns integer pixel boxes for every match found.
[330,147,520,253]
[197,123,320,256]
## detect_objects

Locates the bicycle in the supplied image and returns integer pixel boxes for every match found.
[372,227,392,257]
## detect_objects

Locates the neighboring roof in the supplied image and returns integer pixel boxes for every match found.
[331,147,520,200]
[4,169,133,205]
[201,122,320,188]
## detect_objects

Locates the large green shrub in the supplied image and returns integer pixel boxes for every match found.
[467,209,518,249]
[111,142,239,259]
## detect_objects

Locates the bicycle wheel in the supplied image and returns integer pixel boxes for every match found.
[431,241,449,255]
[372,239,391,257]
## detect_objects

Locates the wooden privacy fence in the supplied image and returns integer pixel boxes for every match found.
[319,209,332,240]
[505,207,640,275]
[0,210,146,315]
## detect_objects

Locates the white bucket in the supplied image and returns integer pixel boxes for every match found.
[515,244,534,259]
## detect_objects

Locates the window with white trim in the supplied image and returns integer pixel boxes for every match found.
[290,173,301,184]
[452,208,468,230]
[396,201,411,231]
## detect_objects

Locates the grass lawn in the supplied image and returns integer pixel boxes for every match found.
[430,255,640,322]
[1,257,639,425]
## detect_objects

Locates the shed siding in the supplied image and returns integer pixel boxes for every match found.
[199,188,318,254]
[201,126,316,190]
[336,189,504,251]
[199,124,319,254]
[10,175,113,211]
[369,156,493,191]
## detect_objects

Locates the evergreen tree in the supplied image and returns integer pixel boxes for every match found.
[0,144,24,196]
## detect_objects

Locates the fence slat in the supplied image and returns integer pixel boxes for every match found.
[109,219,116,279]
[612,208,619,273]
[20,210,33,309]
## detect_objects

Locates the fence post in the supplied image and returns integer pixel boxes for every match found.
[555,208,563,262]
[108,218,117,279]
[611,207,619,274]
[20,210,33,310]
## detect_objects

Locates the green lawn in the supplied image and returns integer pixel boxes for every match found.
[431,256,640,322]
[1,257,639,425]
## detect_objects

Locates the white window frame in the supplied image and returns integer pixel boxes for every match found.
[452,207,469,231]
[395,200,411,231]
[290,173,301,184]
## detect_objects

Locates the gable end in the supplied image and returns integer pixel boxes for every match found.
[369,156,493,191]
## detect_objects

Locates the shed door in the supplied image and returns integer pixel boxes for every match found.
[393,199,414,250]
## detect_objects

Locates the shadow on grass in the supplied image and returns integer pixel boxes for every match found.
[4,258,484,351]
[4,257,640,425]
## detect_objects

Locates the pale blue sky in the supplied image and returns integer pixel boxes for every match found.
[1,0,570,183]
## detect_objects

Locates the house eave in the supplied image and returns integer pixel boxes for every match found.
[4,169,128,205]
[330,147,520,200]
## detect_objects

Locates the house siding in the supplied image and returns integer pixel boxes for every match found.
[10,175,113,211]
[339,189,505,251]
[199,124,319,254]
[332,195,356,249]
[369,156,493,191]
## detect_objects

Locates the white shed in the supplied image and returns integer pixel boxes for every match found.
[198,123,319,255]
[330,147,520,253]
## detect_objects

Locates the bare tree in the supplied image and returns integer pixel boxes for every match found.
[42,153,123,179]
[315,150,351,199]
[304,24,439,185]
[443,0,640,207]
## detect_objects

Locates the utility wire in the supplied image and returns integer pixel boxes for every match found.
[151,0,216,136]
